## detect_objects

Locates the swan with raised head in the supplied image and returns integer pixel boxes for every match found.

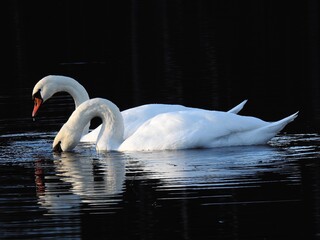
[53,98,298,152]
[32,75,248,141]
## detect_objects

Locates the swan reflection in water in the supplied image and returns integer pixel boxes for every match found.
[3,132,318,239]
[35,138,303,215]
[125,144,298,186]
[35,151,126,214]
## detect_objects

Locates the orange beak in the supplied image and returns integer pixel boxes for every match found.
[32,97,43,118]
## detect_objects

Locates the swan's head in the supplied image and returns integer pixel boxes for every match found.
[32,75,60,117]
[32,75,88,118]
[53,123,82,152]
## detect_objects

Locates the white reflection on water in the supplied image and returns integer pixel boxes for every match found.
[125,146,285,182]
[36,134,308,212]
[56,152,125,199]
[17,133,300,215]
[35,151,126,215]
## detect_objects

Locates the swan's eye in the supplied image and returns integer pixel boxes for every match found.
[32,89,42,100]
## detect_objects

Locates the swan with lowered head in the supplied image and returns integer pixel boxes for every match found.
[32,75,248,141]
[53,98,298,152]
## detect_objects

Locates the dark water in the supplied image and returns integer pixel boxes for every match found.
[1,131,320,239]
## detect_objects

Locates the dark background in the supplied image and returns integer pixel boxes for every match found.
[1,0,319,133]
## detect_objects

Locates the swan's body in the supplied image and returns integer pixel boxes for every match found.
[32,75,247,141]
[53,98,298,152]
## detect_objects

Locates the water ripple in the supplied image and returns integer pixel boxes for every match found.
[0,132,320,239]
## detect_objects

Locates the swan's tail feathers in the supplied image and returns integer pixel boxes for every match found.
[265,111,299,133]
[276,111,299,125]
[227,99,248,114]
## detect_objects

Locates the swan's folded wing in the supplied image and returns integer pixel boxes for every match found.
[122,104,197,139]
[119,110,266,151]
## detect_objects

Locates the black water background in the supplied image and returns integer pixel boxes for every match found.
[1,0,319,133]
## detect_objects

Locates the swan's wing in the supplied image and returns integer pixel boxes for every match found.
[121,102,249,139]
[122,104,197,138]
[119,111,268,151]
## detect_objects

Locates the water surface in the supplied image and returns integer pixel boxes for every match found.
[1,132,320,239]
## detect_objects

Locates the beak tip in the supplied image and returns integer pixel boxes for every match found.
[32,97,43,119]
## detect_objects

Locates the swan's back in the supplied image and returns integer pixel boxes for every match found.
[122,104,201,138]
[119,111,262,151]
[119,110,297,151]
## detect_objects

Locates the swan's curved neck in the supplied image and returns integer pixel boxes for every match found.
[69,98,124,151]
[48,76,90,135]
[57,78,89,108]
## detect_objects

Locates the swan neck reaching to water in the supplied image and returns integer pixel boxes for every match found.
[53,98,124,152]
[94,99,125,150]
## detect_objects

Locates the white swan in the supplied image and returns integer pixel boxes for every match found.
[32,75,248,141]
[53,98,298,152]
